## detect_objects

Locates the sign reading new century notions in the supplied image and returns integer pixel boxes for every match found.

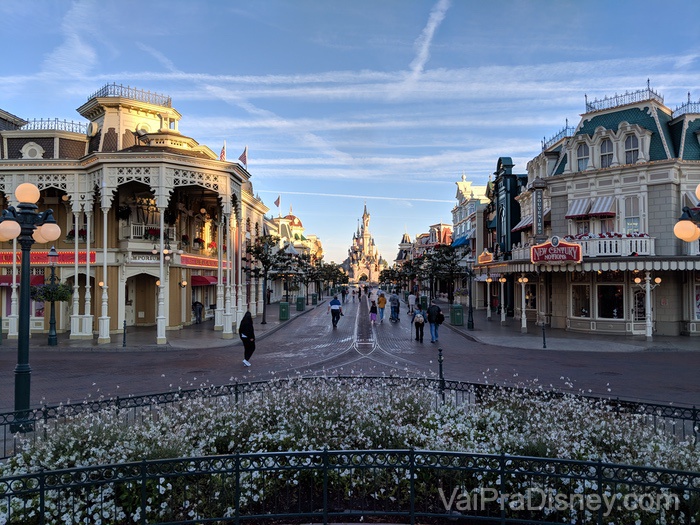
[530,236,582,264]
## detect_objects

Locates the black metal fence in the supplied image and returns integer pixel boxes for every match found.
[1,448,699,524]
[0,376,697,460]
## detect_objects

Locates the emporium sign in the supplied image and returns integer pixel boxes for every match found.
[0,251,96,265]
[530,237,581,264]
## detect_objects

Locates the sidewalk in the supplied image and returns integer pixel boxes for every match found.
[2,296,697,353]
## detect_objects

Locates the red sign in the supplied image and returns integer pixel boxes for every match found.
[0,250,96,265]
[180,254,230,269]
[530,237,582,264]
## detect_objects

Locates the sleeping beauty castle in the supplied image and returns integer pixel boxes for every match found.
[342,204,385,284]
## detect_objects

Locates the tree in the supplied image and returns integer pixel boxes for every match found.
[245,234,284,324]
[419,245,464,303]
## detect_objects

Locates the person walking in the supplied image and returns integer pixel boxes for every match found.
[389,292,400,321]
[192,301,204,324]
[239,311,256,366]
[408,292,416,314]
[426,299,442,343]
[412,305,425,342]
[377,292,387,323]
[369,300,378,325]
[328,295,343,328]
[351,290,356,303]
[341,288,347,303]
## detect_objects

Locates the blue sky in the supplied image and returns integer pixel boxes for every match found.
[3,0,700,263]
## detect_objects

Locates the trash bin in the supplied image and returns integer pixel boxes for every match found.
[420,295,428,310]
[296,296,305,312]
[279,302,289,321]
[451,304,464,326]
[311,293,318,305]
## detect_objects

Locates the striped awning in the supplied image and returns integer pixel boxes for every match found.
[565,198,591,219]
[589,195,616,217]
[511,216,533,232]
[685,191,699,208]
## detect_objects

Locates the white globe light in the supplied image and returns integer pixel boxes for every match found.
[673,220,700,242]
[32,227,48,244]
[15,183,40,204]
[40,222,61,242]
[0,220,21,240]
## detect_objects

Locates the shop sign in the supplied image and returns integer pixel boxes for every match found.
[181,254,230,269]
[530,237,581,264]
[0,251,96,265]
[477,249,493,264]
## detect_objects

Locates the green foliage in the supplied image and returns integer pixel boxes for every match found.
[30,283,72,303]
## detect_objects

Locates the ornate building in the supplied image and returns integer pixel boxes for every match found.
[343,204,384,283]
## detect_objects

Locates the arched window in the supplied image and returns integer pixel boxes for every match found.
[624,135,639,164]
[576,143,589,171]
[600,138,613,168]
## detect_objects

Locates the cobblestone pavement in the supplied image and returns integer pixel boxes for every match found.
[0,291,699,411]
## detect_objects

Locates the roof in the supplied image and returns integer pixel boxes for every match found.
[118,145,213,159]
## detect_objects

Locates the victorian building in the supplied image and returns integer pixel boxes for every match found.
[476,85,700,338]
[343,204,384,283]
[0,84,268,344]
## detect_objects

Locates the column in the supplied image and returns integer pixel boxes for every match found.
[222,214,233,339]
[81,210,93,337]
[97,206,111,343]
[215,216,224,330]
[70,209,81,338]
[156,207,166,344]
[519,275,528,333]
[644,271,653,340]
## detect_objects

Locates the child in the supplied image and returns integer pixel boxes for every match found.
[369,300,378,324]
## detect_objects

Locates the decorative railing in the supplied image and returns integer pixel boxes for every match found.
[542,124,576,151]
[88,83,172,108]
[673,100,700,119]
[1,448,698,524]
[574,236,655,257]
[123,223,177,242]
[585,86,664,113]
[20,118,87,134]
[0,377,696,461]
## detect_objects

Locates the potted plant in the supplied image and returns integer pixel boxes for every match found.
[193,237,205,249]
[65,229,75,242]
[30,282,73,303]
[181,234,190,247]
[117,205,132,221]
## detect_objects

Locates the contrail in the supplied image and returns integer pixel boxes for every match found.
[258,190,452,204]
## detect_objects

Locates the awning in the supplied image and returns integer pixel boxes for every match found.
[191,275,217,287]
[589,195,616,217]
[511,216,533,232]
[565,198,592,219]
[685,191,699,208]
[451,237,467,248]
[544,208,551,220]
[487,216,497,229]
[0,275,44,287]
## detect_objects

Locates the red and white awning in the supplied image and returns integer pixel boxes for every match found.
[190,275,217,287]
[565,198,591,219]
[511,216,533,232]
[589,195,616,217]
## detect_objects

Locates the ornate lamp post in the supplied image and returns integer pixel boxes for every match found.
[498,277,507,325]
[518,275,529,333]
[466,263,474,330]
[47,246,59,346]
[485,276,492,321]
[633,273,662,340]
[0,183,61,430]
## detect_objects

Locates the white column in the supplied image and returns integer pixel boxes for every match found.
[70,209,81,338]
[486,278,492,321]
[644,271,653,340]
[7,238,18,338]
[81,211,93,337]
[499,278,506,325]
[236,221,244,323]
[222,214,233,339]
[156,208,166,344]
[215,218,224,330]
[98,207,111,343]
[520,275,528,333]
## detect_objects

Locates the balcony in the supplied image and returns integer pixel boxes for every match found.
[510,235,656,261]
[121,223,177,243]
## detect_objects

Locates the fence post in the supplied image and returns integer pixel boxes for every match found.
[39,468,45,525]
[122,319,127,347]
[438,348,445,403]
[409,448,415,525]
[323,448,329,525]
[140,460,147,525]
[235,453,241,525]
[597,460,603,525]
[499,453,507,524]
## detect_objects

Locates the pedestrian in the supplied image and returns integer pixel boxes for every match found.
[427,299,443,343]
[341,288,347,303]
[389,292,400,321]
[351,290,356,303]
[377,292,387,323]
[408,292,416,314]
[369,300,378,324]
[192,301,204,324]
[412,305,425,342]
[239,311,255,366]
[328,294,343,328]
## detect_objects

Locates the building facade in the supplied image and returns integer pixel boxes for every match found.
[0,84,267,344]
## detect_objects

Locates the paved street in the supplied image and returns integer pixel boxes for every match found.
[0,293,699,411]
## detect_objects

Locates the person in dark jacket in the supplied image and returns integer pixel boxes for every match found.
[239,311,255,366]
[426,300,442,343]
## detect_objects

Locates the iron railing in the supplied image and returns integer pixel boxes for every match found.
[88,83,172,108]
[673,100,700,119]
[1,448,698,524]
[0,377,697,461]
[541,125,576,151]
[585,86,664,113]
[20,118,87,134]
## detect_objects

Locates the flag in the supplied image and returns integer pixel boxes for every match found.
[274,195,281,208]
[238,145,248,166]
[219,141,226,161]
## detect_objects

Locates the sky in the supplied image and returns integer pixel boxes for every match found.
[2,1,700,263]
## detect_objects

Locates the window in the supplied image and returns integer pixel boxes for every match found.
[624,196,640,234]
[600,218,615,234]
[597,284,624,319]
[576,143,589,171]
[600,138,613,168]
[524,284,537,309]
[575,220,589,235]
[695,284,700,320]
[625,135,639,164]
[571,284,590,317]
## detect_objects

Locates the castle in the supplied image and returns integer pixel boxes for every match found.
[343,205,384,283]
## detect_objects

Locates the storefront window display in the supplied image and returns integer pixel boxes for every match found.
[572,284,590,317]
[597,285,624,319]
[695,274,700,320]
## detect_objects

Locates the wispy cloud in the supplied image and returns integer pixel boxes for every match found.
[41,0,98,79]
[258,190,452,204]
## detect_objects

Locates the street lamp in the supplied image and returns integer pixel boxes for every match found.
[466,264,474,330]
[498,277,507,325]
[518,275,529,333]
[485,276,492,321]
[47,246,59,346]
[0,183,61,430]
[633,273,662,340]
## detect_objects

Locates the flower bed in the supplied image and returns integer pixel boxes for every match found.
[1,378,698,523]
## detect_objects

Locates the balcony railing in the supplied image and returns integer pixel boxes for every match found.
[88,83,172,108]
[511,236,656,261]
[122,223,177,242]
[585,85,663,113]
[20,118,87,134]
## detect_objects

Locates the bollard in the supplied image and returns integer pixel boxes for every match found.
[122,319,127,347]
[438,348,445,403]
[542,321,547,349]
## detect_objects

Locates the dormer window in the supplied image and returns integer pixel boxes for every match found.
[20,142,45,159]
[600,138,613,168]
[625,135,639,164]
[576,143,589,171]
